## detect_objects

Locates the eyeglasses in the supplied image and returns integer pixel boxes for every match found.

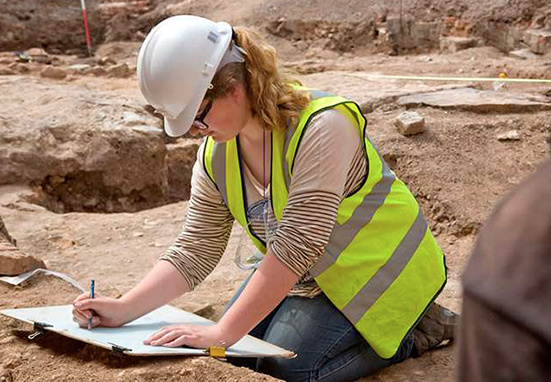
[192,98,213,130]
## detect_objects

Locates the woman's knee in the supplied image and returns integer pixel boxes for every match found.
[257,356,312,382]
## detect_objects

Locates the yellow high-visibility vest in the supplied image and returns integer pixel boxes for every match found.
[203,89,447,358]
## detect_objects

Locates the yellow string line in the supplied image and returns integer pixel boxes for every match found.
[345,73,551,83]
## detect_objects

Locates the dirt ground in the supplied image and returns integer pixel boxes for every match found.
[1,1,551,382]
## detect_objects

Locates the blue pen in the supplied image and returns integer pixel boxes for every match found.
[87,279,95,330]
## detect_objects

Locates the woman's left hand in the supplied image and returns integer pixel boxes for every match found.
[144,323,233,349]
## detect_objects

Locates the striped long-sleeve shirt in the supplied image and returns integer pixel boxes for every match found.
[160,108,367,297]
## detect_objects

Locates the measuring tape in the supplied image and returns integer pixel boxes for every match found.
[345,72,551,84]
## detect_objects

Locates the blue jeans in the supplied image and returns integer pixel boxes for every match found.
[225,274,414,382]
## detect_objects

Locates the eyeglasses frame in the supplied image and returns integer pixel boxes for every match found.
[192,98,213,130]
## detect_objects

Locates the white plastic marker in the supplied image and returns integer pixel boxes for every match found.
[345,72,551,84]
[0,268,85,292]
[79,0,93,56]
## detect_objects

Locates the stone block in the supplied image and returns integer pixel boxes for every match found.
[395,111,426,136]
[440,37,477,53]
[0,239,46,276]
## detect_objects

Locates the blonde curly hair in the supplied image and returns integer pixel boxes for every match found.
[207,26,310,131]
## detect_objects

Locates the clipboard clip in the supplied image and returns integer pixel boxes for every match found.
[206,346,226,358]
[28,321,53,340]
[108,342,132,355]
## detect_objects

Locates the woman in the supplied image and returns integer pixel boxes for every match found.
[72,15,455,382]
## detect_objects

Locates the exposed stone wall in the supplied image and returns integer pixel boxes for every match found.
[0,75,199,213]
[0,0,104,54]
[1,0,550,55]
[0,0,151,54]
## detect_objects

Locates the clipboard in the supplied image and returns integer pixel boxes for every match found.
[1,304,295,358]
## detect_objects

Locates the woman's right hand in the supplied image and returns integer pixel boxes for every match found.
[72,292,130,329]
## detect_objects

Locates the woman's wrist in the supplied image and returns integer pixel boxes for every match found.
[216,319,245,348]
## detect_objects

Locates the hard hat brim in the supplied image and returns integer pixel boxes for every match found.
[157,19,233,137]
[163,87,206,137]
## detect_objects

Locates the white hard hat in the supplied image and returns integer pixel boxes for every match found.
[137,15,244,137]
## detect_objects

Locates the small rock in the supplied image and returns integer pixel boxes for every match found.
[2,355,22,368]
[108,63,131,78]
[86,66,107,76]
[14,63,30,73]
[0,367,13,382]
[179,367,194,376]
[67,64,92,72]
[394,111,427,136]
[190,359,207,366]
[0,336,18,345]
[97,56,117,66]
[40,66,67,80]
[294,40,309,51]
[497,130,520,141]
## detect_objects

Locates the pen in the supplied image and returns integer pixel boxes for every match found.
[88,279,95,330]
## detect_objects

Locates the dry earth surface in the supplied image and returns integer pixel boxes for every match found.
[1,1,551,382]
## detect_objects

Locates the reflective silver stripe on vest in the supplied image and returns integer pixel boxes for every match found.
[309,163,395,277]
[341,210,428,323]
[211,142,228,206]
[309,89,331,99]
